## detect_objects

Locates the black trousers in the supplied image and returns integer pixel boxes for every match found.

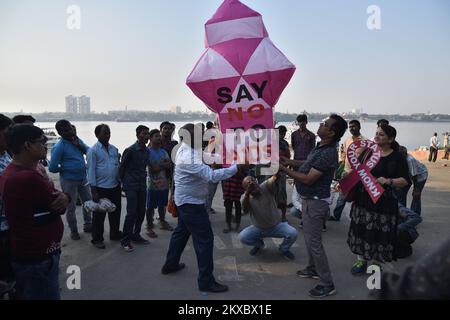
[91,186,122,242]
[0,230,14,281]
[224,199,241,225]
[428,146,438,162]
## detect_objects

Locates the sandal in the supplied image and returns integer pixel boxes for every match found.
[147,229,158,238]
[160,221,174,231]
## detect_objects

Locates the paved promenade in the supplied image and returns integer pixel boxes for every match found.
[56,160,450,300]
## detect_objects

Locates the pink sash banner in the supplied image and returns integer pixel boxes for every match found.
[339,139,384,204]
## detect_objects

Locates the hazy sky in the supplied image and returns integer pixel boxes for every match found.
[1,0,449,114]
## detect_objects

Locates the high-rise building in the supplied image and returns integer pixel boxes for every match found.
[65,95,78,114]
[78,96,91,114]
[170,106,182,114]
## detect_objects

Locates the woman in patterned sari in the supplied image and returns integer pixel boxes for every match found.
[346,125,410,275]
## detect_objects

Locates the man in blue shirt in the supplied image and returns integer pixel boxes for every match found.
[119,125,151,252]
[49,120,92,240]
[87,124,122,249]
[145,129,173,238]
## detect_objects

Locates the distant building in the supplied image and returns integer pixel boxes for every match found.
[65,95,78,114]
[170,106,182,114]
[65,95,91,114]
[351,108,362,115]
[78,96,91,114]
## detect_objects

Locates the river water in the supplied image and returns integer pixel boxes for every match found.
[36,120,450,154]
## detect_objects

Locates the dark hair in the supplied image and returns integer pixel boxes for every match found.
[399,145,408,157]
[377,119,389,127]
[94,124,109,137]
[149,129,160,139]
[0,114,13,130]
[136,125,149,136]
[296,114,308,123]
[379,124,400,151]
[329,114,348,142]
[349,119,361,128]
[206,121,214,130]
[55,119,72,135]
[6,124,44,155]
[12,115,36,124]
[179,123,197,147]
[277,125,287,133]
[160,121,171,130]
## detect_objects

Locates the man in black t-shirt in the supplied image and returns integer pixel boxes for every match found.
[280,114,348,298]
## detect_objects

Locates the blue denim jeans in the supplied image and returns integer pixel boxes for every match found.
[239,222,298,253]
[11,252,61,300]
[332,192,347,220]
[411,179,426,216]
[398,205,422,241]
[164,203,215,290]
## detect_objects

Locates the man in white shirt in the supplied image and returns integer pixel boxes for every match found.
[429,132,440,163]
[161,123,242,293]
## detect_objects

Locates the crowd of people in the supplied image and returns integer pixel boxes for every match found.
[0,113,446,300]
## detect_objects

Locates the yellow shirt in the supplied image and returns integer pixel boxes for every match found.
[343,135,366,172]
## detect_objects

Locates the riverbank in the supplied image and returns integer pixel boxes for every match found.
[410,150,447,161]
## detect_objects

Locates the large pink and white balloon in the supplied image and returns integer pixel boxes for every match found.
[187,0,296,133]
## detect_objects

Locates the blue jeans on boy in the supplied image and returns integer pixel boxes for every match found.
[239,222,298,253]
[164,203,215,290]
[411,179,426,216]
[11,252,61,300]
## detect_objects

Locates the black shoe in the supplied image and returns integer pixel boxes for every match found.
[199,281,229,293]
[280,249,295,260]
[92,241,106,249]
[287,202,294,208]
[70,232,81,240]
[223,223,232,234]
[296,268,320,279]
[131,235,150,245]
[249,242,264,256]
[328,216,339,222]
[161,263,186,275]
[309,284,337,298]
